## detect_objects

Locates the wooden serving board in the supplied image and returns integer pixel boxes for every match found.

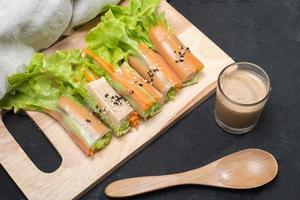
[0,1,234,199]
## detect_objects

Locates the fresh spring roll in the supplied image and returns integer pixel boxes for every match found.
[128,43,182,101]
[110,62,163,119]
[83,48,163,119]
[49,96,112,156]
[87,77,138,137]
[148,25,204,84]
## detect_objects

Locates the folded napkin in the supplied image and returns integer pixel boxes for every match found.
[0,0,120,99]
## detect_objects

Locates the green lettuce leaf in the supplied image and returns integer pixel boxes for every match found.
[86,0,166,65]
[104,0,166,47]
[143,102,161,119]
[166,87,177,102]
[114,120,131,137]
[86,14,138,65]
[1,73,70,112]
[92,132,112,151]
[182,76,199,87]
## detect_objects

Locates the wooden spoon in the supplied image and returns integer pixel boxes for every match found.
[105,149,278,198]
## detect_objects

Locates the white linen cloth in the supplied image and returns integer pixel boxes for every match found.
[0,0,120,99]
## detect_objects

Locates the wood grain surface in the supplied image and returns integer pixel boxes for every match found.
[0,1,234,199]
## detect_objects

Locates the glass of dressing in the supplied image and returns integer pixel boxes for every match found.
[214,62,271,134]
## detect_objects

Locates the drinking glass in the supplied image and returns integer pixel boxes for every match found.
[214,62,271,134]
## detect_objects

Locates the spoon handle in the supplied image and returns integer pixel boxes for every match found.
[104,164,217,198]
[105,172,189,198]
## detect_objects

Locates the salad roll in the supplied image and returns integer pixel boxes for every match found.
[148,25,204,84]
[128,43,182,101]
[87,77,138,136]
[50,96,112,156]
[84,48,163,119]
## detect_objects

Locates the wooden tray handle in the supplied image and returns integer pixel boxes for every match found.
[0,112,48,187]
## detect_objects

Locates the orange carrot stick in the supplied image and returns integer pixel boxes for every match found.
[83,48,115,74]
[80,68,95,82]
[129,112,140,127]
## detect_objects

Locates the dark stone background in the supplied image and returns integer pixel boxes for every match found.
[1,0,299,199]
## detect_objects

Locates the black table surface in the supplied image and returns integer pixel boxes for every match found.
[1,0,300,199]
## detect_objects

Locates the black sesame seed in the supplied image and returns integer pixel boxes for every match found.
[129,90,134,95]
[139,83,143,87]
[148,72,154,77]
[86,119,91,123]
[104,94,109,98]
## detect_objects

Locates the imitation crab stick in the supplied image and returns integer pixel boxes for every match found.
[83,48,162,119]
[148,25,204,83]
[128,43,182,101]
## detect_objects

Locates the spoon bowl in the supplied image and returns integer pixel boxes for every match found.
[215,149,278,189]
[105,149,278,198]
